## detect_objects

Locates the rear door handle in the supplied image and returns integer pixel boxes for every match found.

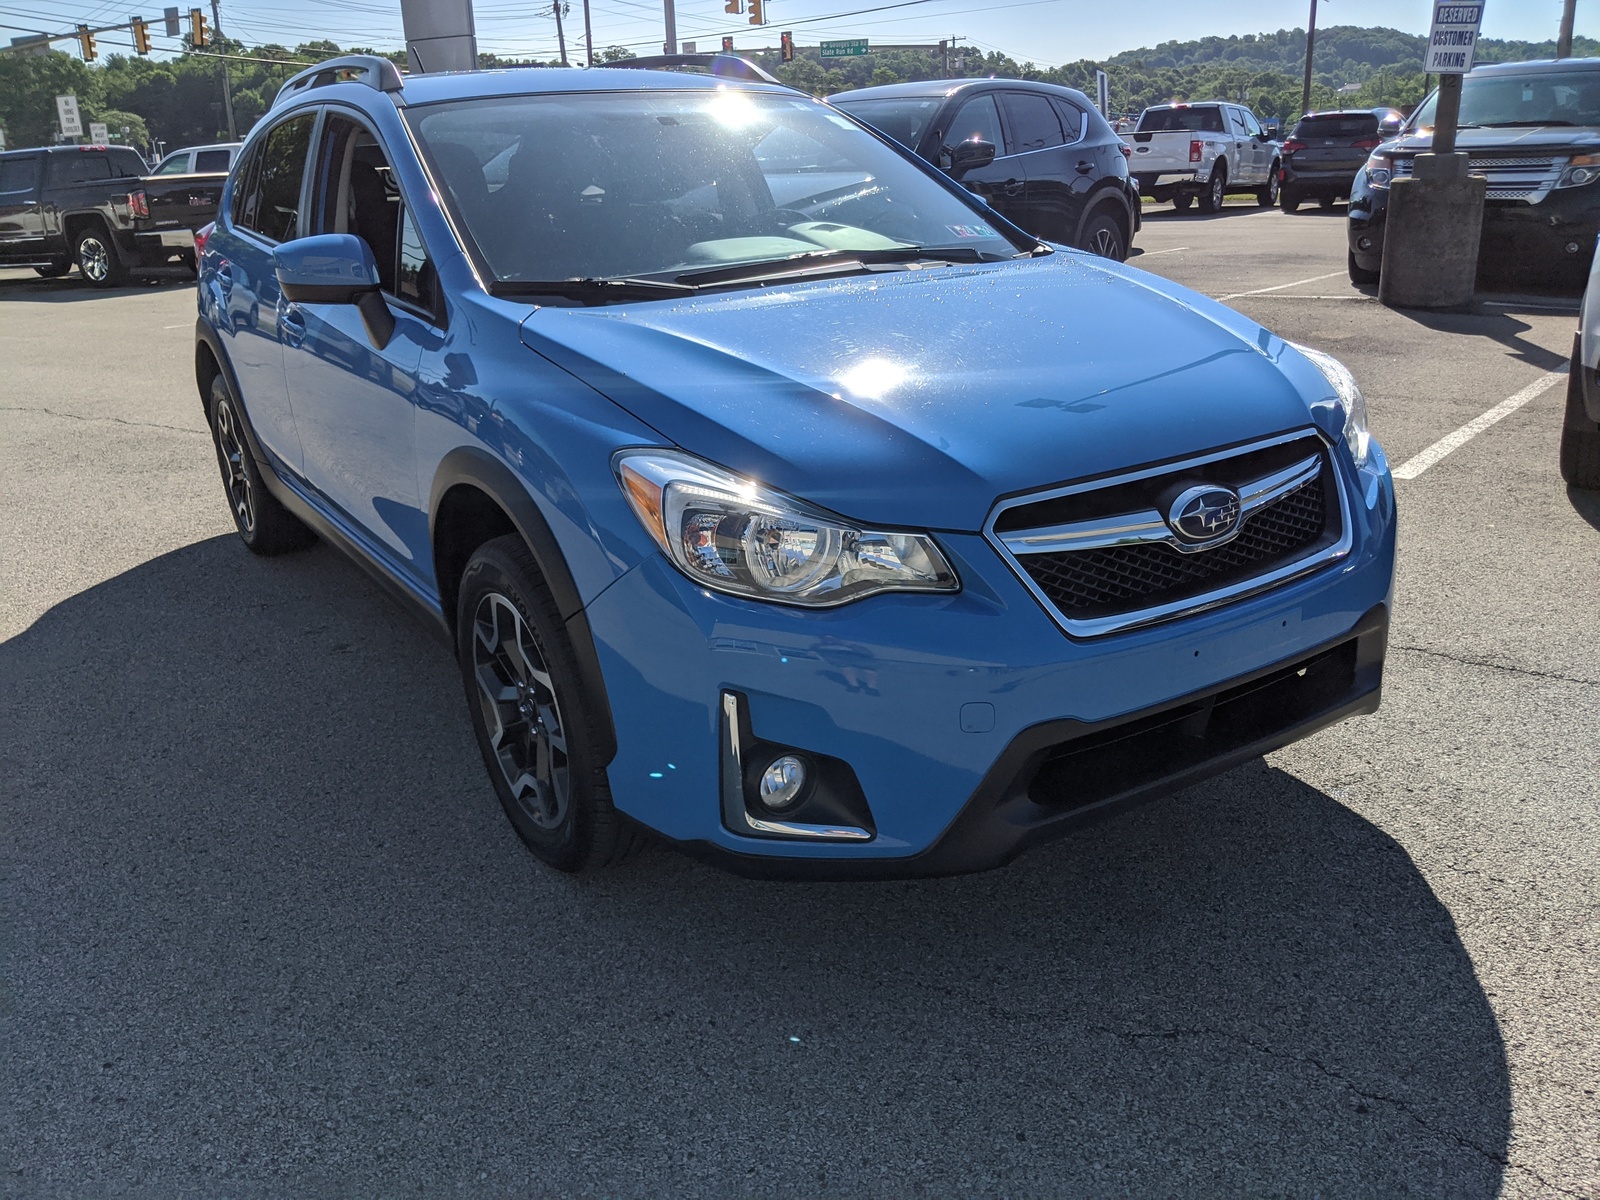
[1076,160,1094,175]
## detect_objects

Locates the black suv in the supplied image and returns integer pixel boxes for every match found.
[1349,59,1600,289]
[830,79,1139,260]
[1279,109,1388,212]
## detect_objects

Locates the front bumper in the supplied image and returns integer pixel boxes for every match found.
[1349,177,1600,285]
[583,439,1397,876]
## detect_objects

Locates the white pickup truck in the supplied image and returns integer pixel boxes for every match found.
[1122,102,1282,212]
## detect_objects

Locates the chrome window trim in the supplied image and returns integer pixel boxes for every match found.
[984,429,1353,639]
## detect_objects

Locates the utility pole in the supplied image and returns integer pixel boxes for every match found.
[211,0,236,139]
[1300,0,1317,118]
[1557,0,1576,57]
[582,0,592,66]
[663,0,675,55]
[551,0,567,64]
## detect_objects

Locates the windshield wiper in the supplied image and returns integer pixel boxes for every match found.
[1477,119,1579,127]
[489,277,698,304]
[671,245,990,287]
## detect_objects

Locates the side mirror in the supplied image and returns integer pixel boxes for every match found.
[1378,115,1404,137]
[274,233,393,349]
[947,138,996,178]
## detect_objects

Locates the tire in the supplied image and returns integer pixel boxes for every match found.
[456,535,641,873]
[207,375,315,555]
[1280,190,1300,214]
[1257,167,1280,206]
[1348,250,1380,286]
[1560,364,1600,489]
[34,261,71,278]
[1198,167,1227,213]
[1172,193,1193,212]
[1077,209,1127,261]
[74,224,129,288]
[1320,194,1337,210]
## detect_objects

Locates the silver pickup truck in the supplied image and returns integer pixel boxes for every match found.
[1122,102,1282,212]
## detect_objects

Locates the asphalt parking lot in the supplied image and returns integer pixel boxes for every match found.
[3,202,1597,1197]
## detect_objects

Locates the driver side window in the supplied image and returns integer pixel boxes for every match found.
[945,95,1004,155]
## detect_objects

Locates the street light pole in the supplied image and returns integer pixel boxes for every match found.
[1300,0,1317,118]
[1558,0,1576,58]
[663,0,675,55]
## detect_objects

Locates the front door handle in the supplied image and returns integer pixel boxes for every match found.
[216,262,233,297]
[1002,178,1024,197]
[279,303,306,347]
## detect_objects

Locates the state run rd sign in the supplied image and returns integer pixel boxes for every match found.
[820,39,868,58]
[1425,1,1485,74]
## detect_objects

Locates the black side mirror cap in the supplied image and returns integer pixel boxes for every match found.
[1378,116,1404,137]
[946,138,997,178]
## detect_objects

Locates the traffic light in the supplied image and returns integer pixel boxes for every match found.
[77,23,97,59]
[189,7,208,47]
[723,0,741,12]
[780,30,794,61]
[131,16,151,54]
[747,0,763,26]
[721,35,734,52]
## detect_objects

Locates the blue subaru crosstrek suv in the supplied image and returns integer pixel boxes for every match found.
[194,55,1396,878]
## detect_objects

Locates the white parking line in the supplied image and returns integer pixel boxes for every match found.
[1218,270,1345,301]
[162,322,189,329]
[1136,246,1191,257]
[1391,372,1566,480]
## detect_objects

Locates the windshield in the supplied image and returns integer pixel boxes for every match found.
[829,96,942,150]
[1137,106,1225,133]
[406,89,1023,285]
[1411,68,1600,129]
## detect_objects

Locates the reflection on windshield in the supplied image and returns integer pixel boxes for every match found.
[407,89,1023,285]
[1412,69,1600,129]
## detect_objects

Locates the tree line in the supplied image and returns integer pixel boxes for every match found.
[1,24,1593,155]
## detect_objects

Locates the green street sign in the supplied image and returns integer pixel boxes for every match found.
[820,38,868,58]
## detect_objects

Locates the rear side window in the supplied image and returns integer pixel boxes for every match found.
[1001,93,1065,153]
[195,149,233,172]
[1292,115,1380,140]
[47,152,113,184]
[239,113,314,243]
[0,156,42,196]
[946,95,1003,151]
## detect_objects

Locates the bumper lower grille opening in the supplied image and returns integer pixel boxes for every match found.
[1027,637,1360,811]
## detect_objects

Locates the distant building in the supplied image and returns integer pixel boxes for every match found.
[1338,83,1362,94]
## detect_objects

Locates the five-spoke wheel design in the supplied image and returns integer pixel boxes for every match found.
[213,396,255,534]
[472,591,569,831]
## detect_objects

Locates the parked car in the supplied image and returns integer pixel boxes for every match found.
[0,144,226,285]
[196,55,1395,878]
[151,142,243,176]
[1122,102,1282,212]
[1348,58,1600,288]
[1564,238,1600,488]
[1279,109,1388,212]
[830,79,1139,260]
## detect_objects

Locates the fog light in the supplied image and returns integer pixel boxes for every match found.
[758,755,807,811]
[1357,236,1373,251]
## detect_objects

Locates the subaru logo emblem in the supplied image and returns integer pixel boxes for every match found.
[1168,485,1241,543]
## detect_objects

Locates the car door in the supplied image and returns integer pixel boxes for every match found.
[938,92,1027,226]
[1239,108,1271,183]
[1227,107,1261,184]
[218,110,317,474]
[280,109,430,577]
[997,90,1083,243]
[0,154,46,263]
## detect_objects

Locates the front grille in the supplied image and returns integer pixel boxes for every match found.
[1022,476,1326,619]
[1392,155,1562,203]
[988,433,1349,637]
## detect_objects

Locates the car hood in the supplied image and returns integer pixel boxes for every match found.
[517,254,1324,531]
[1385,125,1600,154]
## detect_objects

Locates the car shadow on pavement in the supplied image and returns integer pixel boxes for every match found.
[0,271,193,300]
[2,536,1511,1195]
[1391,307,1570,374]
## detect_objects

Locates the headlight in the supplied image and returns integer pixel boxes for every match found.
[1291,344,1371,467]
[1363,152,1393,189]
[613,450,959,606]
[1557,153,1600,189]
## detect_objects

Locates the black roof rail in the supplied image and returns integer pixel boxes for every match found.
[273,54,405,110]
[597,53,784,86]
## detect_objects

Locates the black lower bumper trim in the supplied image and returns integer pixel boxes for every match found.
[674,605,1388,880]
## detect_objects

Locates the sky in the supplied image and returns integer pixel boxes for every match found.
[2,0,1593,71]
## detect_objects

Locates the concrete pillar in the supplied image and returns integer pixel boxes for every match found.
[401,0,478,73]
[1378,153,1486,310]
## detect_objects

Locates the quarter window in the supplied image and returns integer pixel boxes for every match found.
[396,206,436,313]
[1001,93,1065,153]
[1051,98,1085,143]
[241,113,314,243]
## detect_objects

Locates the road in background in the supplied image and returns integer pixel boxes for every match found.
[3,202,1596,1196]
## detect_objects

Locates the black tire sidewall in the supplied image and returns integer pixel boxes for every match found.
[455,539,610,871]
[209,376,261,545]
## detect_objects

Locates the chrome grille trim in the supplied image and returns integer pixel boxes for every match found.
[985,431,1353,639]
[1391,154,1564,203]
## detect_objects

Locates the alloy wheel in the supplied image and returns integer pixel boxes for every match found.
[213,398,255,533]
[1209,175,1225,209]
[1088,225,1124,259]
[78,236,109,283]
[1266,174,1280,204]
[472,592,570,830]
